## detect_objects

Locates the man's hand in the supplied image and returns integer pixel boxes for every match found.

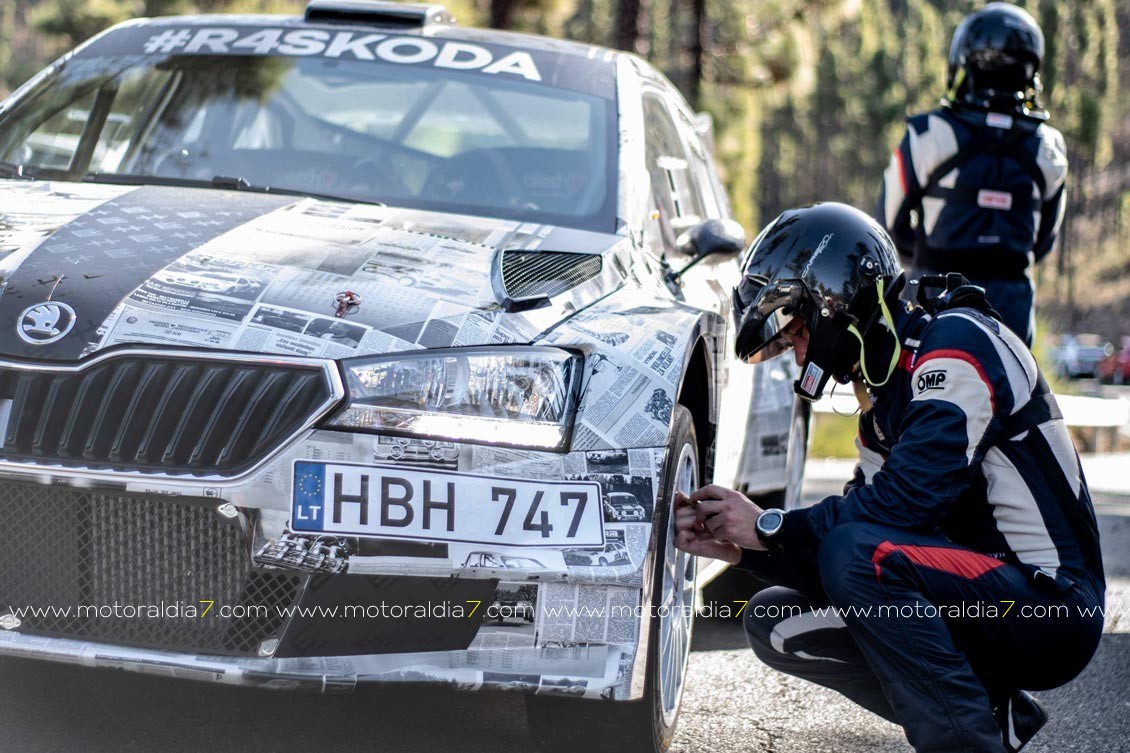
[673,484,767,564]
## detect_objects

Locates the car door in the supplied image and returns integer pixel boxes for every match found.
[629,72,801,500]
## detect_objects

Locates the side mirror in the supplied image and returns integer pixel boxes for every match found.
[668,219,746,285]
[675,218,746,259]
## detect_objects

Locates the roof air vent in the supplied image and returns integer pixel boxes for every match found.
[304,0,455,28]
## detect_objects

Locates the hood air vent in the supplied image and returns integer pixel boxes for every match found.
[493,250,603,313]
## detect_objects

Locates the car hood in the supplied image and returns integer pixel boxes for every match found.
[0,181,629,360]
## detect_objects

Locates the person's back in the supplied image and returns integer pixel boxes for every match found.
[877,2,1067,346]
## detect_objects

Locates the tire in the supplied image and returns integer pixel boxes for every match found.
[526,405,698,753]
[598,557,609,566]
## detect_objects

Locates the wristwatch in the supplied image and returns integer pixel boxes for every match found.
[755,508,786,549]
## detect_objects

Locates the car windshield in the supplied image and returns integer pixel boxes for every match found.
[0,29,618,232]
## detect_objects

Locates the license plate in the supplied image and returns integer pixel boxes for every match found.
[292,461,605,548]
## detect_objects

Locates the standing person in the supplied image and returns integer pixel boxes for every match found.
[877,2,1067,346]
[677,202,1104,752]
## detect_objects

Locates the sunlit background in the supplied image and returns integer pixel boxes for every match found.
[2,0,1127,456]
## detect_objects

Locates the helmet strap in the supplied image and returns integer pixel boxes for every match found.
[949,66,968,102]
[851,377,874,413]
[846,278,902,389]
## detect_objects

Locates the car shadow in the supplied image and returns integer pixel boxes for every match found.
[0,657,530,753]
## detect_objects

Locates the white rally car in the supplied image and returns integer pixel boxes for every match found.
[0,3,807,751]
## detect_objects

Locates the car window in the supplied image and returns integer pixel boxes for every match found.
[15,88,98,170]
[673,111,723,218]
[0,46,618,232]
[641,93,705,254]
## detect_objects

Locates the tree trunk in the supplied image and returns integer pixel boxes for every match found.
[490,0,518,29]
[614,0,650,55]
[0,3,11,92]
[687,0,705,108]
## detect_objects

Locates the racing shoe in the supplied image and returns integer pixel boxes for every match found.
[995,690,1047,753]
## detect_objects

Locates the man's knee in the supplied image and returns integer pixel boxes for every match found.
[742,586,858,681]
[742,587,798,655]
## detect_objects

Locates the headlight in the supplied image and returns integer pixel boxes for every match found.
[323,347,582,450]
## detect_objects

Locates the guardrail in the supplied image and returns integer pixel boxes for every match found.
[813,392,1130,452]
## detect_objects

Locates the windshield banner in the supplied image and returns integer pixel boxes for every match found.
[81,24,616,98]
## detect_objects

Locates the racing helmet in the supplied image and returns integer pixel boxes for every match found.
[732,203,905,401]
[947,3,1044,107]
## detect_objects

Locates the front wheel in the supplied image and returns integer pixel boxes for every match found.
[526,405,699,753]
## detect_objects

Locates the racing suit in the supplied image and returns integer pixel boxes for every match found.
[739,303,1104,753]
[877,105,1068,346]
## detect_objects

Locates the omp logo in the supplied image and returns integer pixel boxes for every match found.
[141,28,543,81]
[916,370,947,392]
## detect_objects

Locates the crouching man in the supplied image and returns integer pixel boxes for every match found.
[675,203,1104,753]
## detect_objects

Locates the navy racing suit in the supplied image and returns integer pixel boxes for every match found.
[739,303,1104,753]
[877,105,1068,346]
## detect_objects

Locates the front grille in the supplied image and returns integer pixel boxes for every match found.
[499,251,602,301]
[0,353,336,476]
[0,483,302,656]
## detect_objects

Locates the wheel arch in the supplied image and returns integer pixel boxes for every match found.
[675,335,717,486]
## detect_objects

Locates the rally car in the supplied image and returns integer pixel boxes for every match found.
[603,491,647,521]
[0,3,807,751]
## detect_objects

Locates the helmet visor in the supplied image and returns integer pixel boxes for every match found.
[733,278,809,364]
[968,49,1034,91]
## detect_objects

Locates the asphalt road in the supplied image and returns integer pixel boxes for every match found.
[0,484,1126,753]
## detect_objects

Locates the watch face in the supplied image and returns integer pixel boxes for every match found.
[757,509,785,536]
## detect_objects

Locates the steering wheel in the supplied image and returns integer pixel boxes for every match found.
[421,149,528,209]
[346,146,412,199]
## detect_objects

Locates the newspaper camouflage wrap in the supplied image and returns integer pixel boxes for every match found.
[0,30,796,698]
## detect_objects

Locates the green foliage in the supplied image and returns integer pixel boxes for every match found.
[31,0,135,44]
[2,0,1125,255]
[809,411,859,460]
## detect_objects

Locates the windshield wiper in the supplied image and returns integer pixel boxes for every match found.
[210,175,385,206]
[0,161,41,180]
[82,171,383,206]
[83,172,211,189]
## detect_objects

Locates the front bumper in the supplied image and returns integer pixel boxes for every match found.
[0,431,666,699]
[0,628,624,695]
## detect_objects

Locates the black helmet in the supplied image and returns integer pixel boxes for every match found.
[947,3,1044,109]
[732,203,905,401]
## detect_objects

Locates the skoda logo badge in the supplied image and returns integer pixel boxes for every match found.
[17,301,77,345]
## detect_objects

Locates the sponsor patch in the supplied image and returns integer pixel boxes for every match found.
[799,362,824,397]
[977,189,1013,211]
[985,112,1014,129]
[915,369,947,393]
